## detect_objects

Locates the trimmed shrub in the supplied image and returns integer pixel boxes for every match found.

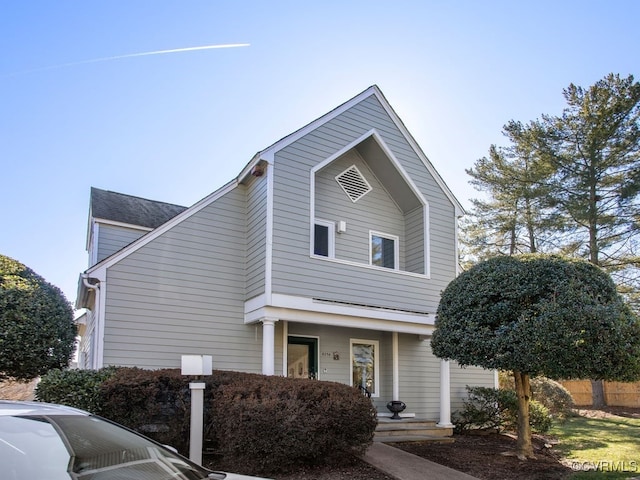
[453,386,551,434]
[498,371,574,419]
[34,367,377,475]
[528,400,552,433]
[453,386,517,433]
[531,377,574,419]
[99,368,194,454]
[209,372,377,475]
[35,367,118,413]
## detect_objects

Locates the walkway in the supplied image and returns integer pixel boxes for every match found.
[363,442,479,480]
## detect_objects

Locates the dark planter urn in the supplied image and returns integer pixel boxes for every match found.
[386,400,406,420]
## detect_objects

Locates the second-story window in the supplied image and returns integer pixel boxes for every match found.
[314,220,335,258]
[370,231,398,269]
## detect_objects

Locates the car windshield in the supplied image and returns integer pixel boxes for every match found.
[0,414,214,480]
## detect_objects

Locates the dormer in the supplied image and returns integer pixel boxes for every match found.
[311,130,429,276]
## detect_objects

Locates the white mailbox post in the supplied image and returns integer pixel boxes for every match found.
[181,355,213,465]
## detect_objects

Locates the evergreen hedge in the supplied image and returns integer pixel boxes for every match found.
[36,367,377,475]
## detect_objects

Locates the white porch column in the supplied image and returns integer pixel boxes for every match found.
[262,318,277,375]
[437,359,454,427]
[392,332,400,401]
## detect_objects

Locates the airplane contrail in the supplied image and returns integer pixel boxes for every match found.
[2,43,250,78]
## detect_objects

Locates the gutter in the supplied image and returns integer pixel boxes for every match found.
[79,273,104,369]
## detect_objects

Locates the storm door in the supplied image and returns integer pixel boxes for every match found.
[287,336,318,379]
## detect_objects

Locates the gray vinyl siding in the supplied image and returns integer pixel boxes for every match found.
[286,322,390,410]
[450,363,496,413]
[283,323,489,419]
[316,150,405,268]
[397,334,442,418]
[96,224,147,264]
[101,187,262,371]
[246,174,268,299]
[271,95,456,313]
[404,207,424,274]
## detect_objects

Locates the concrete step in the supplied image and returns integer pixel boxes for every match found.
[374,434,455,444]
[374,418,453,443]
[376,421,438,430]
[376,428,451,437]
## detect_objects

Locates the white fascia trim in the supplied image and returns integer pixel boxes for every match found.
[86,217,94,252]
[85,179,238,276]
[454,214,461,276]
[366,130,431,276]
[264,151,275,304]
[245,293,434,334]
[374,87,465,215]
[262,86,379,162]
[237,87,380,184]
[309,254,428,279]
[93,218,154,232]
[240,85,462,214]
[246,304,435,336]
[424,202,431,278]
[310,128,431,277]
[89,222,99,266]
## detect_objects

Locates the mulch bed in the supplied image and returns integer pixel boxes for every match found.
[395,432,571,480]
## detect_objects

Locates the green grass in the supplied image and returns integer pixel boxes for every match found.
[550,411,640,479]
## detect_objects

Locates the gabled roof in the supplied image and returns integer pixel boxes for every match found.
[90,187,187,229]
[84,85,461,278]
[238,84,464,215]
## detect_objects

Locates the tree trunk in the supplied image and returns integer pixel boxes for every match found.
[524,196,537,253]
[587,176,606,409]
[513,370,534,459]
[591,380,606,408]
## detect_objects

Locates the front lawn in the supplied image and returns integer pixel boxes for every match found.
[393,407,640,480]
[551,408,640,479]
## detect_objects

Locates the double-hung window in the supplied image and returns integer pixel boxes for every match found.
[370,231,398,269]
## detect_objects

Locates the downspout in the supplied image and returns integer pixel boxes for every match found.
[82,274,104,369]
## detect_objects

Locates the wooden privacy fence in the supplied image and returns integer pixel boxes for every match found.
[560,380,640,407]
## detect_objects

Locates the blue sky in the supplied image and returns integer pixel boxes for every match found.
[1,1,638,305]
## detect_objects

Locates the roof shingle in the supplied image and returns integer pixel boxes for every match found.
[90,187,187,229]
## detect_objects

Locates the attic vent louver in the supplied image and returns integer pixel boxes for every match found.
[335,165,372,203]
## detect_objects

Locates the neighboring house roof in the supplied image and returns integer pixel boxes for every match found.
[90,187,187,229]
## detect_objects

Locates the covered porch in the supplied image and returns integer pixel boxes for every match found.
[253,314,455,429]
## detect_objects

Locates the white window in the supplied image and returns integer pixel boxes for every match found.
[313,219,335,258]
[350,339,379,397]
[370,231,399,269]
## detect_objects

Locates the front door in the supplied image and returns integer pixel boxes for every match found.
[287,336,318,379]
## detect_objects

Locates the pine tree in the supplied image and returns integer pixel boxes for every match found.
[463,121,558,263]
